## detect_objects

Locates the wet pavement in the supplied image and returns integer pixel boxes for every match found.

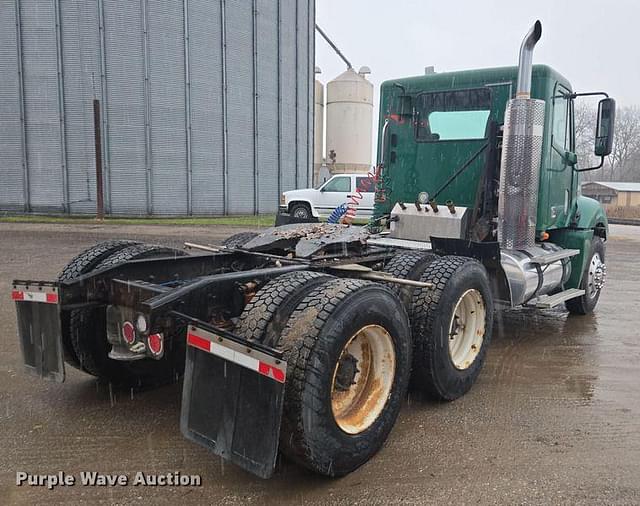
[0,222,639,505]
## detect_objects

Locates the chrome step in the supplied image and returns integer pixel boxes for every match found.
[529,248,580,265]
[534,288,585,309]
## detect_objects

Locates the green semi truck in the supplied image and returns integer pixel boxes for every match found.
[12,21,614,479]
[371,20,612,316]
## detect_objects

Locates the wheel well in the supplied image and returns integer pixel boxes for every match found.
[288,201,311,212]
[594,222,607,240]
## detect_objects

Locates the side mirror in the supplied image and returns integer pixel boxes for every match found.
[594,98,616,157]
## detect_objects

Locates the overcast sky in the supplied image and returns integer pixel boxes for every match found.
[315,0,639,157]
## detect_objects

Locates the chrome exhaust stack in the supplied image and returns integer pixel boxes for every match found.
[497,21,546,249]
[516,21,542,98]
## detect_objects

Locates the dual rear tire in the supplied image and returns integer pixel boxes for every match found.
[236,254,494,476]
[384,251,494,400]
[58,241,187,387]
[409,256,493,400]
[236,272,412,477]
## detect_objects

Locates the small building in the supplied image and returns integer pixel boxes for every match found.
[581,182,640,207]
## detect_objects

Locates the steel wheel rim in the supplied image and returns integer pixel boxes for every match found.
[448,289,486,370]
[587,252,606,299]
[331,324,396,435]
[293,207,308,218]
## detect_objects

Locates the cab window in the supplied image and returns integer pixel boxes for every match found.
[552,86,570,149]
[322,176,351,192]
[355,176,374,193]
[415,87,492,142]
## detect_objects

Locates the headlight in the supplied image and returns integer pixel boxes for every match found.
[280,194,286,205]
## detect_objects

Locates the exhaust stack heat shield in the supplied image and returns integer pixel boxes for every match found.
[498,98,545,249]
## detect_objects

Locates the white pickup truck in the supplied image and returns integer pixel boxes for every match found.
[279,173,375,219]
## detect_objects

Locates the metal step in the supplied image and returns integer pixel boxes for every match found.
[534,288,585,309]
[529,248,580,265]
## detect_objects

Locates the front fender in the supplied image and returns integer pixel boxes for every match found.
[575,195,608,238]
[548,195,607,290]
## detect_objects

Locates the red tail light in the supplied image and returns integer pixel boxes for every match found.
[147,333,163,356]
[122,321,136,344]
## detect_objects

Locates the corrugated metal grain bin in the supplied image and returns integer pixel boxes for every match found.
[0,0,315,215]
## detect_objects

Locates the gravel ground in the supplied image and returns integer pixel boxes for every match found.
[0,223,639,505]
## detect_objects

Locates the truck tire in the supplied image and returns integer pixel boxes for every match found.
[69,243,187,386]
[222,231,258,249]
[382,250,438,312]
[235,270,335,347]
[565,236,606,315]
[57,240,140,370]
[277,278,412,476]
[410,256,493,401]
[289,202,311,220]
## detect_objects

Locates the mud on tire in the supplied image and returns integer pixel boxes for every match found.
[410,256,493,401]
[276,278,412,477]
[68,243,187,386]
[57,240,140,369]
[235,270,335,347]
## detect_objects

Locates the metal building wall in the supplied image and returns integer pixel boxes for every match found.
[0,0,315,215]
[61,0,101,214]
[0,0,24,211]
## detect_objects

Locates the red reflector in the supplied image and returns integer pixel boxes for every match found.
[122,321,136,344]
[187,332,211,353]
[148,333,163,356]
[258,361,286,383]
[11,290,24,301]
[45,292,58,304]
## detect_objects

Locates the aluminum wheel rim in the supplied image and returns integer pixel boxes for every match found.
[587,252,606,299]
[448,289,486,370]
[293,208,308,218]
[331,325,396,435]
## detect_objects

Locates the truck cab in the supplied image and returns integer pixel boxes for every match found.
[374,61,614,302]
[376,64,608,234]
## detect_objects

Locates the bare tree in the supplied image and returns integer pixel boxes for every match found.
[575,103,640,182]
[605,106,640,181]
[574,102,597,180]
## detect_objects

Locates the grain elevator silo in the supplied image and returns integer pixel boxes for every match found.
[325,66,373,174]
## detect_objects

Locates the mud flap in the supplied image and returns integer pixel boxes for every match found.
[12,282,65,382]
[180,323,287,479]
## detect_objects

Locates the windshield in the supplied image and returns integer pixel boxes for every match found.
[415,88,492,142]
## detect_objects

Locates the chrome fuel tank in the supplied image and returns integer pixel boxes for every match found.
[501,243,572,307]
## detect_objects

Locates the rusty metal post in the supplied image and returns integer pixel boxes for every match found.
[93,99,104,220]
